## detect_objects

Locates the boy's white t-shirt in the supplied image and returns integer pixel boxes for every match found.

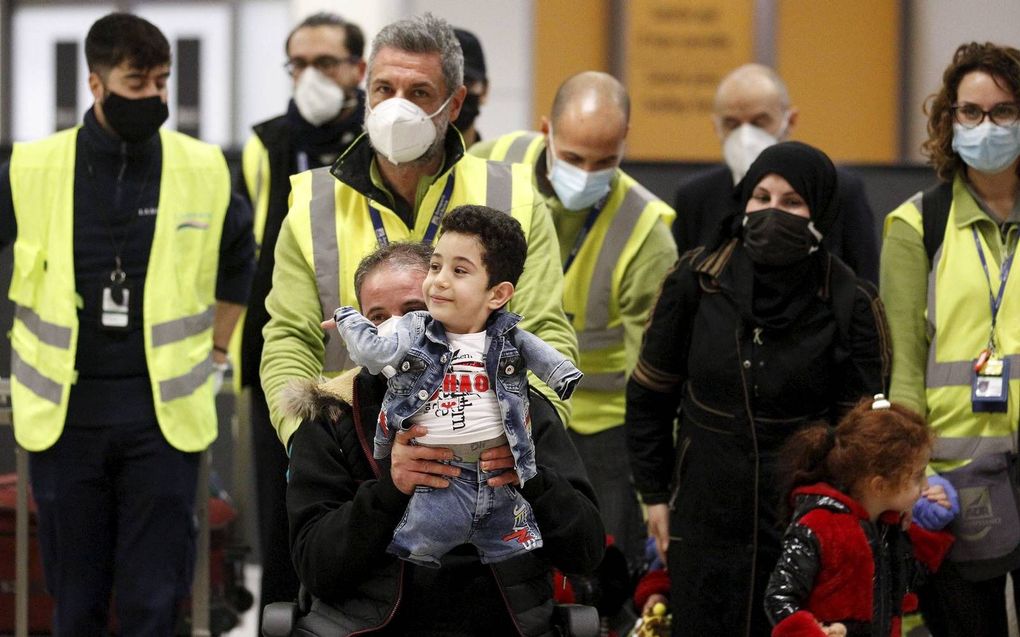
[412,331,505,446]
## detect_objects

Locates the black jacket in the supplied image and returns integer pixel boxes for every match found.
[286,369,606,636]
[625,243,890,636]
[672,164,880,283]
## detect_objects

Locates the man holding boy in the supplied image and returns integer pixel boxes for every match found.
[287,240,605,635]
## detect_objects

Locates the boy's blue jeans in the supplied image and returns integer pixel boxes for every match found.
[389,460,543,567]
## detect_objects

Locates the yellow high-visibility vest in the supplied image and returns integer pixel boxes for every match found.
[487,130,676,433]
[8,127,230,452]
[885,176,1020,469]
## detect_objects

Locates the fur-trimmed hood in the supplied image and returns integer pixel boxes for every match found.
[281,367,362,425]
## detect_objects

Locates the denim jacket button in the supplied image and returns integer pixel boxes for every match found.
[401,361,411,372]
[440,354,448,364]
[418,390,429,400]
[505,364,515,375]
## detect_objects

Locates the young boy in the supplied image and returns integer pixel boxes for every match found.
[332,205,582,567]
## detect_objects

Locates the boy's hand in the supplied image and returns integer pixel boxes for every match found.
[480,444,521,487]
[320,318,336,330]
[390,425,461,495]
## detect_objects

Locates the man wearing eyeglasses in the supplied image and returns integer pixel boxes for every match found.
[234,11,367,619]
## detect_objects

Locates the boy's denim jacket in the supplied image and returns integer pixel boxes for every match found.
[334,306,582,484]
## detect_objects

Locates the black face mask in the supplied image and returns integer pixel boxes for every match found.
[453,92,481,134]
[742,208,819,267]
[102,91,169,143]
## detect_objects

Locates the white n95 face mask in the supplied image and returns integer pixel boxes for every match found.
[546,132,616,211]
[722,120,787,184]
[293,67,345,127]
[365,95,453,165]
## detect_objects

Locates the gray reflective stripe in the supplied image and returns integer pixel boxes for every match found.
[309,167,350,373]
[580,183,650,347]
[11,350,63,404]
[579,371,627,393]
[578,326,624,351]
[934,434,1016,460]
[927,353,1020,387]
[160,356,214,402]
[15,305,71,349]
[485,162,513,214]
[151,307,215,347]
[503,132,541,163]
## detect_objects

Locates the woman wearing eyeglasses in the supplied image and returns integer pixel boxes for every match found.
[881,42,1020,637]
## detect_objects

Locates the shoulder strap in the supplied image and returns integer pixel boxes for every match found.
[349,379,382,480]
[921,181,953,266]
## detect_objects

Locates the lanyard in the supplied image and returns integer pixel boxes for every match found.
[368,172,456,247]
[972,225,1016,342]
[561,195,609,273]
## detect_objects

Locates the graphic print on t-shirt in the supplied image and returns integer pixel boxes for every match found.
[415,332,503,446]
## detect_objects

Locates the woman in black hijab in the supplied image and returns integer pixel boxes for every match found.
[626,141,890,636]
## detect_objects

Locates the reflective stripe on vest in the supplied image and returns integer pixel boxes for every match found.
[490,131,544,164]
[565,172,675,433]
[887,176,1020,464]
[308,167,349,373]
[300,154,532,375]
[8,127,229,452]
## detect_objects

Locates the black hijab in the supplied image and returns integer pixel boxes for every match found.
[720,141,839,329]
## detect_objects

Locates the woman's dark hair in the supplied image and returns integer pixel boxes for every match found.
[85,13,171,74]
[779,397,933,519]
[439,205,527,289]
[923,42,1020,182]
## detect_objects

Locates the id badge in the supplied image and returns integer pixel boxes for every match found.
[100,281,132,330]
[972,357,1009,413]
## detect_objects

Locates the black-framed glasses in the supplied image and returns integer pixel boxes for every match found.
[284,55,359,76]
[951,102,1020,128]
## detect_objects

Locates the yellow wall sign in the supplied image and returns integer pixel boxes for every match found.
[623,0,755,161]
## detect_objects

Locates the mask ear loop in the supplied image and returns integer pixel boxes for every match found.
[871,393,892,410]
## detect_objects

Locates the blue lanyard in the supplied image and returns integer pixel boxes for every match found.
[972,226,1016,336]
[561,195,609,273]
[368,172,456,247]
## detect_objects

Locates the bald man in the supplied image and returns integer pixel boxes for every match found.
[472,71,677,572]
[673,63,879,283]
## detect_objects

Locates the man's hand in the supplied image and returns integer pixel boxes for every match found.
[390,425,461,495]
[480,444,520,487]
[646,503,670,563]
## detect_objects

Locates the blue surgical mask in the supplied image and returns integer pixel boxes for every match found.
[545,132,615,210]
[952,121,1020,174]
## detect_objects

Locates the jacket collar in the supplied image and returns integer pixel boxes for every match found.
[422,308,522,345]
[791,482,870,520]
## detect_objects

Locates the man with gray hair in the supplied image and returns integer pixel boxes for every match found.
[260,13,576,458]
[672,63,879,283]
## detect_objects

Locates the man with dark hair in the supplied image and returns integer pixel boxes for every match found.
[235,9,367,613]
[0,12,254,636]
[260,13,576,452]
[453,28,488,147]
[288,242,604,636]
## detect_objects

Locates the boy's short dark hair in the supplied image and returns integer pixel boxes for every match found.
[440,205,527,289]
[286,12,365,59]
[85,13,171,74]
